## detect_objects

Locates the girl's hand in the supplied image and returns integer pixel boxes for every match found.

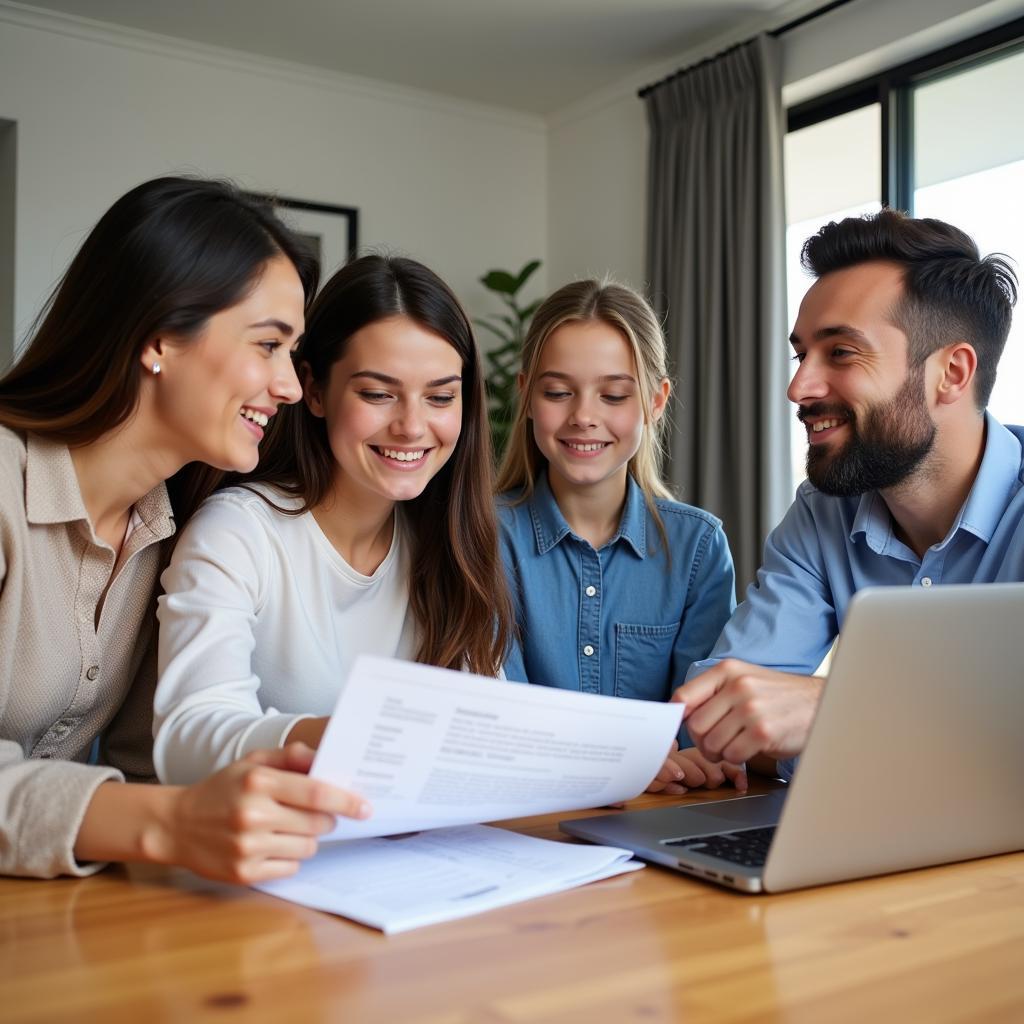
[148,742,370,885]
[646,742,747,795]
[647,740,688,794]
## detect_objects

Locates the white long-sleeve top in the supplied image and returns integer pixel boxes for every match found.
[153,484,416,784]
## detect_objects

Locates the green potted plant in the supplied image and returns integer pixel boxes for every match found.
[475,260,542,460]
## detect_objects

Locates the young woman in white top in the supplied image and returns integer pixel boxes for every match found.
[0,177,369,881]
[154,256,513,783]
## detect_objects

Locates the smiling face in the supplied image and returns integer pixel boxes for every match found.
[303,314,464,512]
[789,261,937,496]
[527,319,667,497]
[147,254,306,473]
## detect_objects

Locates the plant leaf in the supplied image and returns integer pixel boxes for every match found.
[512,260,541,294]
[480,270,519,294]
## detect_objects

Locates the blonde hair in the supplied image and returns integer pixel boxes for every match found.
[495,278,674,541]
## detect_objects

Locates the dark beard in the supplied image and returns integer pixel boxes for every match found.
[803,369,937,497]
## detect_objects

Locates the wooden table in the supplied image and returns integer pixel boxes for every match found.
[3,783,1022,1023]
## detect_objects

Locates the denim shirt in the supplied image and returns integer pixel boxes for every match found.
[688,413,1024,779]
[499,471,736,709]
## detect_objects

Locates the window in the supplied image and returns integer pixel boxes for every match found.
[782,16,1024,494]
[913,48,1024,426]
[784,105,881,489]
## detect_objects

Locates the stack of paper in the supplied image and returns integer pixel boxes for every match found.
[254,656,683,932]
[257,824,643,933]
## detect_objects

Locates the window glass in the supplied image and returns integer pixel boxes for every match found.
[784,104,882,491]
[913,48,1024,426]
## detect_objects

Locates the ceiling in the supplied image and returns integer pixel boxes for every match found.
[20,0,796,114]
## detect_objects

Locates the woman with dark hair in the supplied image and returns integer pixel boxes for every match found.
[0,177,369,881]
[154,255,513,781]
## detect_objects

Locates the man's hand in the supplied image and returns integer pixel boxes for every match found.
[646,741,748,795]
[672,660,824,764]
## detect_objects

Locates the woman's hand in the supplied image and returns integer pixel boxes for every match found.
[143,742,369,884]
[285,716,330,750]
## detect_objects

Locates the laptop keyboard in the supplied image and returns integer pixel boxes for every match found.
[665,826,777,868]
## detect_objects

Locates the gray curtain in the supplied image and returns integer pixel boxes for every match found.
[645,34,789,592]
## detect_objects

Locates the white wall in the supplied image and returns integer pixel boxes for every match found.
[4,0,1023,357]
[0,6,547,356]
[546,94,647,293]
[546,0,1024,294]
[0,119,14,368]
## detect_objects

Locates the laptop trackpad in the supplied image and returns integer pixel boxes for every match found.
[660,792,786,842]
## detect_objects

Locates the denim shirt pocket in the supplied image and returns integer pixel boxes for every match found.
[614,622,677,701]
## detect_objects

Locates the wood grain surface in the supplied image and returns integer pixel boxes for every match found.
[2,782,1022,1023]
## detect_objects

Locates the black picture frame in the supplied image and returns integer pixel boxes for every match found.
[248,193,359,281]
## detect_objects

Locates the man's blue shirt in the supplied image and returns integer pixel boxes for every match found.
[688,413,1024,777]
[499,470,736,705]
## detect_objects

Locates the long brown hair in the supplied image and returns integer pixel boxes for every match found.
[244,255,511,676]
[496,278,673,547]
[0,176,319,527]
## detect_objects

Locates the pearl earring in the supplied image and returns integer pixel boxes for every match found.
[152,362,161,376]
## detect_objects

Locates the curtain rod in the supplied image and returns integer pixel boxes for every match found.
[637,0,857,99]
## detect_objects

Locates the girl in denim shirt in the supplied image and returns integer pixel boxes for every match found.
[496,279,745,794]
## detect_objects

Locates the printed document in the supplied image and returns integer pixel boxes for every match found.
[256,823,644,933]
[311,655,684,840]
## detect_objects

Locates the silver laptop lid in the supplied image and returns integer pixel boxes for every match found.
[764,582,1024,892]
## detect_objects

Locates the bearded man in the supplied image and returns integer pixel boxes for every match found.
[671,208,1023,781]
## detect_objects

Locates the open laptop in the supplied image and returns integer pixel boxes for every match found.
[561,583,1024,892]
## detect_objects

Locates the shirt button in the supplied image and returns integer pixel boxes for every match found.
[583,644,595,657]
[86,665,100,680]
[920,577,932,588]
[585,585,597,597]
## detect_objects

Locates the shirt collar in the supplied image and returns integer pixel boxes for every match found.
[25,432,175,542]
[528,469,647,558]
[850,489,893,554]
[851,411,1022,553]
[614,475,648,558]
[25,433,90,525]
[133,478,176,543]
[956,412,1023,543]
